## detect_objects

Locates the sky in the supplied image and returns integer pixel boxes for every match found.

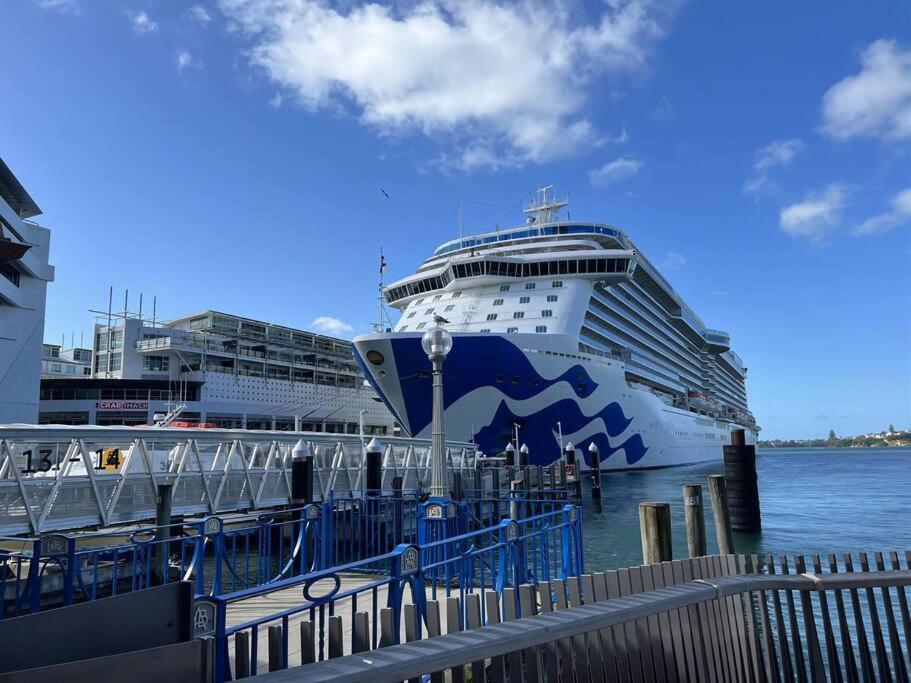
[3,0,910,439]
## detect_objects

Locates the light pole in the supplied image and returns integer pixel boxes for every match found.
[422,326,453,499]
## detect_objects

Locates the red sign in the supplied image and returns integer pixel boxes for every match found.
[96,401,149,411]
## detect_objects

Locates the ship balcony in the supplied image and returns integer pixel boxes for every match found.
[704,329,731,351]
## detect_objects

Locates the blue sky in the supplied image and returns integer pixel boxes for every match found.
[3,0,909,439]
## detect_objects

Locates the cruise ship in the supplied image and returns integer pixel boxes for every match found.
[354,187,757,469]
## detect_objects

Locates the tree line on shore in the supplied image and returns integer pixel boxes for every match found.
[759,425,910,448]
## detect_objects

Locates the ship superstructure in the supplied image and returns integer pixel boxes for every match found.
[354,187,757,469]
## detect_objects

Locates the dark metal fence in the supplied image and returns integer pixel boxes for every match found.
[247,551,911,683]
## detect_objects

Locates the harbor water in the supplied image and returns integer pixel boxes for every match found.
[581,446,911,569]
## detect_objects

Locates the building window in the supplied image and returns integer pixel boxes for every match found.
[493,299,504,306]
[486,313,498,321]
[542,309,553,317]
[536,325,547,333]
[547,294,558,302]
[452,291,463,298]
[499,285,510,292]
[142,355,170,372]
[552,281,563,288]
[519,296,530,304]
[444,304,455,312]
[513,311,524,319]
[417,322,427,329]
[507,327,518,333]
[525,282,536,290]
[0,263,20,287]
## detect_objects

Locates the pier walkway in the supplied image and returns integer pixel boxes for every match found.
[0,425,478,536]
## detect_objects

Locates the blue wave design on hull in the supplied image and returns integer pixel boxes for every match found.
[389,336,599,435]
[474,398,649,467]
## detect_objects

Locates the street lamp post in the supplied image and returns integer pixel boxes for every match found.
[422,326,453,499]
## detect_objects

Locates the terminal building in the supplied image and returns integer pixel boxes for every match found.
[0,158,54,424]
[39,309,397,434]
[41,343,92,378]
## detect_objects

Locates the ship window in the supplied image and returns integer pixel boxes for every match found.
[444,305,455,312]
[530,262,540,277]
[407,312,416,318]
[547,295,558,302]
[499,285,510,292]
[507,263,518,277]
[425,308,434,314]
[512,377,521,384]
[525,282,536,290]
[400,325,408,331]
[507,327,518,333]
[433,295,442,301]
[486,313,498,321]
[513,312,524,319]
[480,329,491,333]
[519,296,530,304]
[558,261,569,274]
[536,326,547,333]
[542,310,553,317]
[452,291,462,298]
[496,375,504,382]
[417,322,427,329]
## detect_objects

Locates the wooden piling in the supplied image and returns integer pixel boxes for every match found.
[267,624,283,672]
[723,429,761,530]
[235,630,250,679]
[708,474,735,554]
[683,484,707,557]
[639,502,672,565]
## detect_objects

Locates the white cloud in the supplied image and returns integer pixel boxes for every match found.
[820,39,911,142]
[853,188,911,236]
[219,0,676,168]
[35,0,80,15]
[269,91,283,109]
[743,138,804,196]
[779,184,847,243]
[651,95,674,121]
[311,316,354,336]
[188,5,213,25]
[589,157,643,186]
[176,48,200,73]
[130,11,158,34]
[662,251,686,271]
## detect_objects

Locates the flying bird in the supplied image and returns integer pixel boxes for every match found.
[380,189,389,199]
[432,314,450,325]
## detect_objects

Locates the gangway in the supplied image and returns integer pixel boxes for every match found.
[0,425,478,536]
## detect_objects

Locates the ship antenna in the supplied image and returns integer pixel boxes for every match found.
[374,248,392,332]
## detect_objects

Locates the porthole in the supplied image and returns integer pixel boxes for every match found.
[365,350,385,365]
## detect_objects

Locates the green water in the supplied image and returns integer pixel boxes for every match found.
[580,447,911,570]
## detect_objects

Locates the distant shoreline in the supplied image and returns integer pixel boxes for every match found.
[759,441,910,449]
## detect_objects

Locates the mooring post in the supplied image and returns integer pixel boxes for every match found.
[683,484,707,557]
[365,437,382,497]
[639,502,672,564]
[391,476,403,544]
[155,482,173,585]
[509,479,522,520]
[268,624,283,672]
[292,439,313,505]
[723,429,761,531]
[588,442,602,500]
[708,474,735,554]
[564,442,580,502]
[235,630,251,679]
[505,442,515,483]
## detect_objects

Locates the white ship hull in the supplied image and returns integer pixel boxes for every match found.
[354,332,756,470]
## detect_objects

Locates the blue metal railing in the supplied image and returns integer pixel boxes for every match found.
[199,502,583,681]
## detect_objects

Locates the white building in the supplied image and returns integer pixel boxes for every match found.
[41,343,92,378]
[0,158,54,423]
[40,310,395,434]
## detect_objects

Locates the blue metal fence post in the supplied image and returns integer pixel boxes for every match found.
[388,543,421,644]
[319,500,332,569]
[560,504,581,578]
[27,538,42,613]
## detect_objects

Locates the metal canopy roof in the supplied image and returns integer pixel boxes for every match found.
[0,157,41,219]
